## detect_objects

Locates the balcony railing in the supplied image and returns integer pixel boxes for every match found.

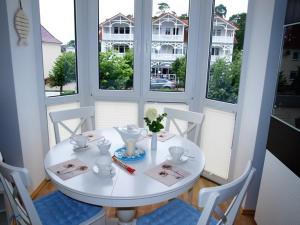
[102,33,134,41]
[152,34,183,42]
[212,36,234,44]
[151,53,185,61]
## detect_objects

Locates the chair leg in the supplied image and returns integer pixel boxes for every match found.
[188,187,193,205]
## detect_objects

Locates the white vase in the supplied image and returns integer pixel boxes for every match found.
[151,132,157,151]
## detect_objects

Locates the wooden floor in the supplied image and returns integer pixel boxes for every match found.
[34,178,256,225]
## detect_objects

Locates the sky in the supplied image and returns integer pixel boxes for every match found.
[39,0,248,44]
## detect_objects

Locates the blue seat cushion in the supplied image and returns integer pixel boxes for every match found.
[137,199,218,225]
[34,191,103,225]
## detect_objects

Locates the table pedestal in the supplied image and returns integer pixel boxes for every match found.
[116,207,136,225]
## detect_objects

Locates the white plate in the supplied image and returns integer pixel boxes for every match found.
[166,155,188,164]
[92,165,116,178]
[73,145,89,152]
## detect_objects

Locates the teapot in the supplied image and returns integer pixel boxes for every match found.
[114,125,146,152]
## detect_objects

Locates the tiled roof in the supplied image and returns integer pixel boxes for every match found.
[41,25,62,44]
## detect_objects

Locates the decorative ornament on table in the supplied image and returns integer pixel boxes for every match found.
[14,0,30,46]
[144,108,167,151]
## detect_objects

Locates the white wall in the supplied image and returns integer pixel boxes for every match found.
[229,0,287,209]
[42,42,61,78]
[0,0,24,167]
[255,151,300,225]
[5,0,46,190]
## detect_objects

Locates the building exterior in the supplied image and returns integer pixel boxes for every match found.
[99,13,237,80]
[41,25,62,79]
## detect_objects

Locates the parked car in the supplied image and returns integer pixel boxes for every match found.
[150,78,176,89]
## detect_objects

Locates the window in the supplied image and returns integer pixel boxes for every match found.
[273,23,300,129]
[290,71,297,80]
[292,51,299,60]
[173,27,179,35]
[98,0,134,90]
[206,0,248,104]
[114,27,119,34]
[227,30,233,36]
[165,28,171,35]
[211,47,220,56]
[150,0,189,92]
[39,0,78,97]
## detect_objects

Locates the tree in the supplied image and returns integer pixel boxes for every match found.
[229,13,247,51]
[99,50,133,90]
[67,40,75,47]
[207,51,242,103]
[179,13,188,20]
[157,2,170,14]
[48,52,76,93]
[171,57,186,86]
[215,4,227,18]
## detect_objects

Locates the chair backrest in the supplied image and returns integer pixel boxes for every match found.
[197,161,256,225]
[49,106,95,143]
[0,161,42,225]
[164,108,204,143]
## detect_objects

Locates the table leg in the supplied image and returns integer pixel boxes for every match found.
[116,207,136,225]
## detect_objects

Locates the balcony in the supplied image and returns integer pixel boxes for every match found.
[212,36,234,44]
[151,53,185,61]
[102,33,134,41]
[152,34,184,42]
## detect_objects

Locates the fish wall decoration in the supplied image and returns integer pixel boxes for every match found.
[14,0,30,46]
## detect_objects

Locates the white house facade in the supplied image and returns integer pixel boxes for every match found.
[99,13,237,80]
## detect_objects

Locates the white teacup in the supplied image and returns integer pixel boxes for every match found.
[94,158,114,177]
[70,135,88,148]
[169,146,184,162]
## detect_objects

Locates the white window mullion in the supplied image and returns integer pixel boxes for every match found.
[188,0,213,112]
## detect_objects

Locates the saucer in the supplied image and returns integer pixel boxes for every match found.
[92,165,116,177]
[114,147,146,162]
[73,145,89,152]
[166,155,188,164]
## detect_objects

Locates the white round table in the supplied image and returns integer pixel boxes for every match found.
[44,128,205,224]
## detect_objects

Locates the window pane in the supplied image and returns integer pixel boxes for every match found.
[206,0,249,103]
[39,0,78,97]
[273,23,300,130]
[150,0,189,92]
[98,0,134,90]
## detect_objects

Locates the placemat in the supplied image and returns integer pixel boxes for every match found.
[145,161,190,186]
[48,159,89,180]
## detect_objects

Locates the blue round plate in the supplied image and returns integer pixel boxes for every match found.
[114,147,146,162]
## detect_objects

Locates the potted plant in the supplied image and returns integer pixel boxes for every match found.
[144,108,167,150]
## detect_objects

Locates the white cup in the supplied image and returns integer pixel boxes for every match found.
[70,135,88,148]
[95,158,113,176]
[169,146,184,162]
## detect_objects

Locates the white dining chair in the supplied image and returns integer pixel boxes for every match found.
[0,161,105,225]
[49,106,95,143]
[136,161,255,225]
[164,108,204,144]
